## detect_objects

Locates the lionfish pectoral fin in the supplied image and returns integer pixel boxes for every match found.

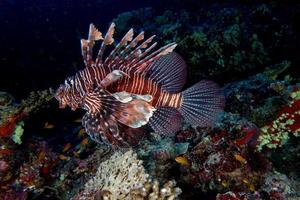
[112,92,153,103]
[100,70,129,88]
[115,99,156,128]
[110,91,154,128]
[83,89,153,147]
[82,90,103,113]
[149,107,182,136]
[83,112,134,147]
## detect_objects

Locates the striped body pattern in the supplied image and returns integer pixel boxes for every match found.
[55,22,225,147]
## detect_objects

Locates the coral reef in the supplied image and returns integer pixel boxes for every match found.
[1,2,300,200]
[175,120,271,193]
[223,61,292,126]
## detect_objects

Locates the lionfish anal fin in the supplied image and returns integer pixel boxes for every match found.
[149,107,182,136]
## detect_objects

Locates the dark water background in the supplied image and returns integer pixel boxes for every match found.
[0,0,299,99]
[0,0,159,98]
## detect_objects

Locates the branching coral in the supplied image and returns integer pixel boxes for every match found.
[84,150,148,199]
[73,150,181,200]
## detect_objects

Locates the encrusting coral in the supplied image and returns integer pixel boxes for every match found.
[257,86,300,151]
[72,149,181,200]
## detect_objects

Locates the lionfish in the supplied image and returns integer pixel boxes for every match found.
[55,23,225,147]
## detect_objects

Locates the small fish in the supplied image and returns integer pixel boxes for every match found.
[74,118,82,123]
[63,143,72,152]
[55,22,225,147]
[80,138,89,146]
[38,151,46,161]
[234,154,247,164]
[249,184,255,191]
[44,122,55,129]
[2,172,12,182]
[221,180,229,188]
[175,156,190,166]
[242,178,249,184]
[59,154,68,160]
[242,178,255,191]
[236,123,259,147]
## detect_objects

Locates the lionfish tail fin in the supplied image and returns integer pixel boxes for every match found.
[179,81,225,127]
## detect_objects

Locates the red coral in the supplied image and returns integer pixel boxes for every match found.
[269,191,286,200]
[216,192,241,200]
[0,112,26,137]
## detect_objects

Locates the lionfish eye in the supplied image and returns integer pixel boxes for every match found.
[67,76,75,85]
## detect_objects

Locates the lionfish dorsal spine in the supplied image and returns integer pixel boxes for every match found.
[106,32,154,71]
[96,22,116,65]
[104,28,134,65]
[81,24,103,67]
[117,42,157,74]
[134,42,177,73]
[118,35,157,72]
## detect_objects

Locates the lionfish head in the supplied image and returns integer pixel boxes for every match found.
[55,77,81,111]
[55,84,68,109]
